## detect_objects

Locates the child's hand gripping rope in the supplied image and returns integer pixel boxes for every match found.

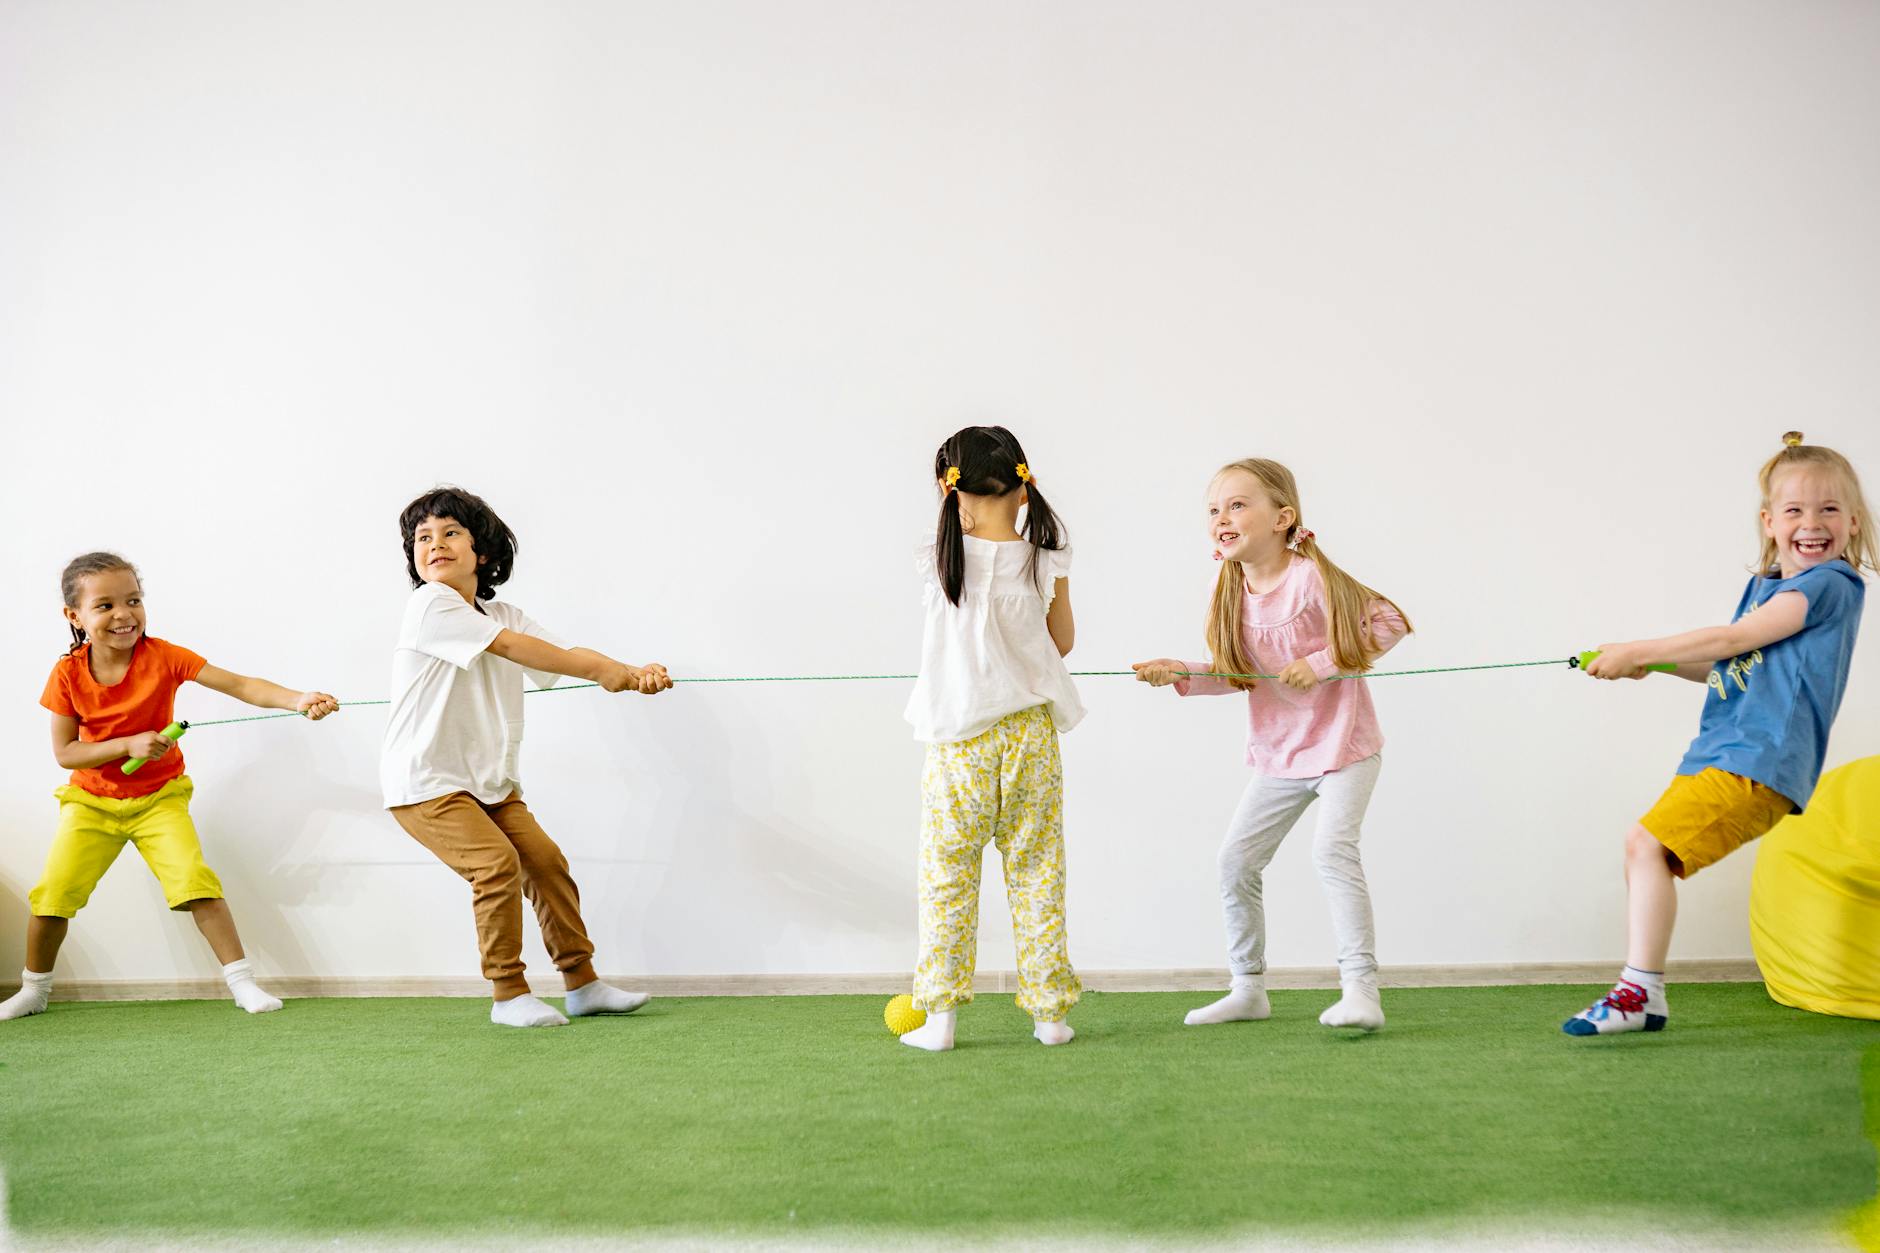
[122,691,341,773]
[1571,649,1678,680]
[121,721,188,774]
[601,663,672,695]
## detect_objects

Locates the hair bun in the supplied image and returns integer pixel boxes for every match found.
[1782,430,1805,447]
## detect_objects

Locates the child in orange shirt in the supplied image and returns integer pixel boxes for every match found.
[0,552,338,1021]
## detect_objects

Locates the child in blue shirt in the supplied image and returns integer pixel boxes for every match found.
[1567,431,1870,1036]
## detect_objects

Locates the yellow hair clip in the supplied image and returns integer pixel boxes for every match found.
[943,466,961,488]
[1783,431,1804,447]
[1014,463,1030,483]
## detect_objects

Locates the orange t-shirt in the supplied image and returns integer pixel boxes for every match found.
[41,637,207,799]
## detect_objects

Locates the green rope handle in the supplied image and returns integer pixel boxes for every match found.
[181,657,1572,727]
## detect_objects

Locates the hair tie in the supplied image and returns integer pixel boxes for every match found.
[943,466,961,489]
[1782,431,1804,448]
[1014,463,1031,483]
[1290,527,1315,549]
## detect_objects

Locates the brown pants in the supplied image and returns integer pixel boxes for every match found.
[391,791,597,999]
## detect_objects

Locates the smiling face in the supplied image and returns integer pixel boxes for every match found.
[410,515,487,599]
[1207,468,1294,562]
[1763,466,1858,578]
[65,568,146,654]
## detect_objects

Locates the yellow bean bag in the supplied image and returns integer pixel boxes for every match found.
[1750,755,1880,1020]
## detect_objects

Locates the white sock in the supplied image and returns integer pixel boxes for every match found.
[0,970,53,1021]
[1563,970,1669,1036]
[1184,974,1271,1025]
[222,959,282,1015]
[490,994,569,1028]
[1033,1019,1075,1046]
[1616,964,1671,1022]
[900,1008,956,1052]
[1622,964,1667,995]
[1319,978,1384,1031]
[563,980,650,1017]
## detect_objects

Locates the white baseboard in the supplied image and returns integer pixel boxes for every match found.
[17,959,1761,1003]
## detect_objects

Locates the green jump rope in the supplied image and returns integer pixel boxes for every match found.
[119,650,1671,763]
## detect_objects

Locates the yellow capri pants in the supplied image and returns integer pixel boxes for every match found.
[915,705,1081,1021]
[28,777,224,918]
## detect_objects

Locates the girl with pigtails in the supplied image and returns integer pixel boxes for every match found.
[899,425,1084,1051]
[1136,458,1411,1032]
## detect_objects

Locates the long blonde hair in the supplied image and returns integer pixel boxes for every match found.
[1205,459,1410,690]
[1756,431,1876,577]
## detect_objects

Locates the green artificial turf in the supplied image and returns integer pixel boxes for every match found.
[0,985,1874,1241]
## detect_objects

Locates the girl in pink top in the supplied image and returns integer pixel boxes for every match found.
[1136,458,1410,1031]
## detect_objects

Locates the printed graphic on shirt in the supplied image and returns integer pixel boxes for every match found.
[1676,559,1865,813]
[1707,648,1762,701]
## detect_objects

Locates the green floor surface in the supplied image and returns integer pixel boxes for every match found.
[0,985,1874,1241]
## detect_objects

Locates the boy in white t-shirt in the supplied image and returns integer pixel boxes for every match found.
[382,487,672,1028]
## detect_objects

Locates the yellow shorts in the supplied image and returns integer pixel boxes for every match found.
[1640,768,1794,879]
[28,776,224,918]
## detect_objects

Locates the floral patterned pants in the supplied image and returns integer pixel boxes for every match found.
[914,705,1081,1020]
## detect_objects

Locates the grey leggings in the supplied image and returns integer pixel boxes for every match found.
[1216,753,1382,983]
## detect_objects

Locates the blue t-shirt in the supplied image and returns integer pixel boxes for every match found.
[1677,558,1864,811]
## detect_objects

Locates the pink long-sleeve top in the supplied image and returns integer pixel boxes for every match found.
[1176,554,1408,778]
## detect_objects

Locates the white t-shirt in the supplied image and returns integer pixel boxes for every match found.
[380,583,567,808]
[903,535,1086,744]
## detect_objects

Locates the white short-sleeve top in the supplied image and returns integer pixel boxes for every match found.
[903,535,1086,744]
[380,582,568,808]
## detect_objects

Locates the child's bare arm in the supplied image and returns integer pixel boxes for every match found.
[50,712,171,770]
[195,664,339,718]
[1046,578,1074,657]
[1587,592,1808,679]
[487,629,671,695]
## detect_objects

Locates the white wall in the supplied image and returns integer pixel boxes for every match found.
[2,1,1877,988]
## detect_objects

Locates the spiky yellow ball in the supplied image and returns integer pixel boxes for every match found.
[883,994,926,1035]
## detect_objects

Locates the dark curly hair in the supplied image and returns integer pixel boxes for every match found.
[398,486,517,601]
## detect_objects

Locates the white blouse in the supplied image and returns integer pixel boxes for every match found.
[903,535,1086,744]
